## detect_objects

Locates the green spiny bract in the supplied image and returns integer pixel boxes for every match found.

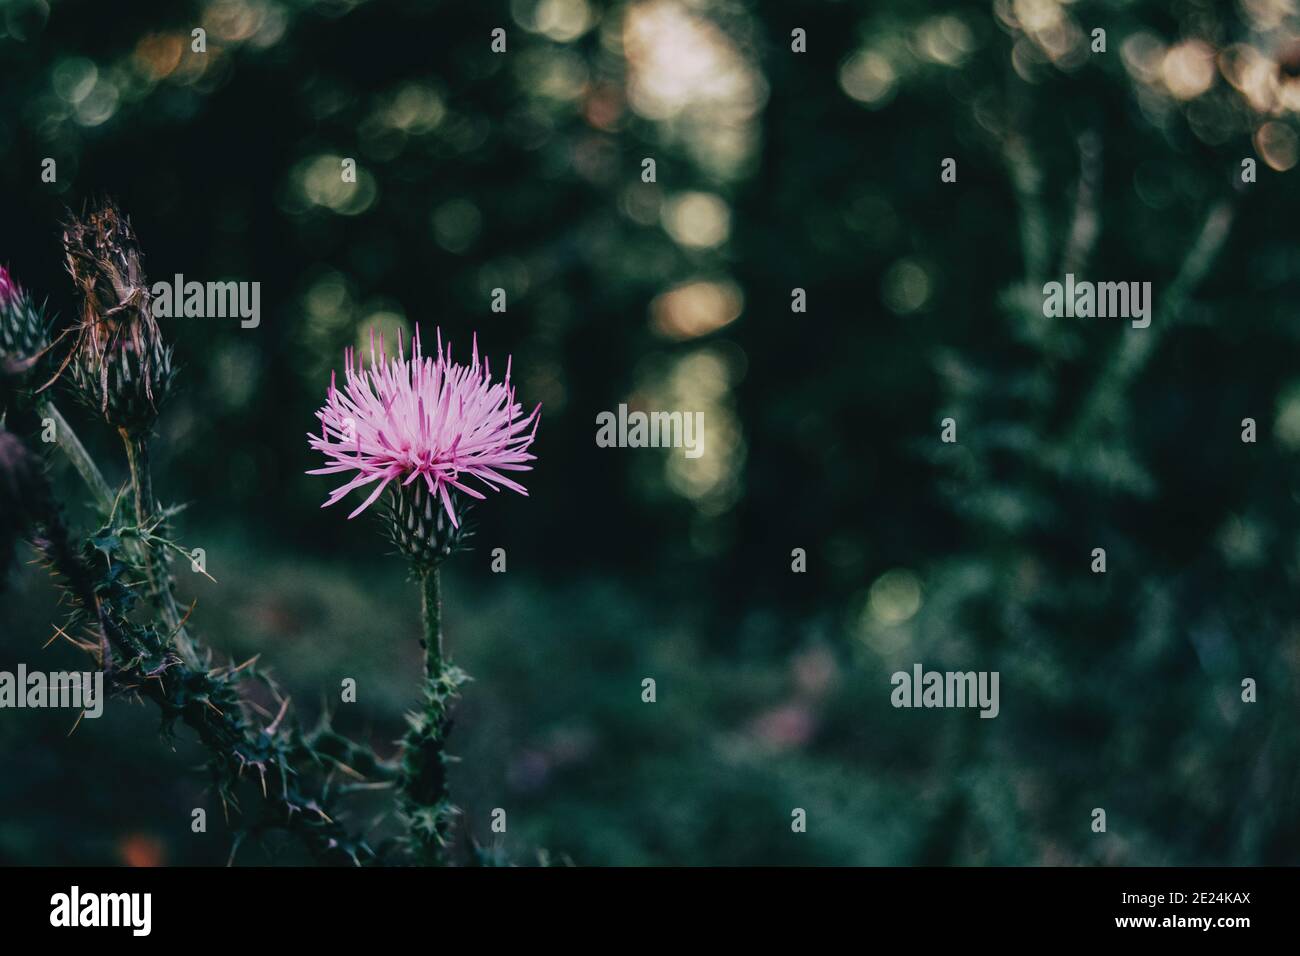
[0,270,51,410]
[0,277,50,368]
[69,333,176,432]
[380,481,472,569]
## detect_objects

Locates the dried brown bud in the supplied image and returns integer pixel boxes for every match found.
[58,200,173,431]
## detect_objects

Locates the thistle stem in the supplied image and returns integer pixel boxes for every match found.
[37,400,113,513]
[399,564,463,865]
[120,428,199,667]
[422,564,443,676]
[122,430,153,530]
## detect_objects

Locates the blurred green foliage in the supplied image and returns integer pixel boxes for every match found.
[1,0,1298,864]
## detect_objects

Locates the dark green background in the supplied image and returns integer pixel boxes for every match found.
[1,0,1297,865]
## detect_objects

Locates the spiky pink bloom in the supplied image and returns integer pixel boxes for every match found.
[0,266,20,308]
[308,327,539,526]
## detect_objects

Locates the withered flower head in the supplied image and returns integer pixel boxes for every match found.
[59,200,174,432]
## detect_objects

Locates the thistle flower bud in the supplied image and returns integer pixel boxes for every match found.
[0,265,50,372]
[60,201,174,432]
[381,481,471,569]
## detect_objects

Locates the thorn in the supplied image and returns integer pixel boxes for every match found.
[332,760,365,781]
[226,833,244,868]
[44,623,78,650]
[224,654,261,677]
[170,598,197,639]
[265,695,291,736]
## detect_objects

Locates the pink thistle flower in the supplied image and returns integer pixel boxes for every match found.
[0,266,20,308]
[307,327,540,528]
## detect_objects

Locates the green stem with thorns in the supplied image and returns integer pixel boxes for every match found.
[121,428,199,667]
[398,564,467,864]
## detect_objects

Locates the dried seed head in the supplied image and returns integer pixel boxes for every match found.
[59,200,174,431]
